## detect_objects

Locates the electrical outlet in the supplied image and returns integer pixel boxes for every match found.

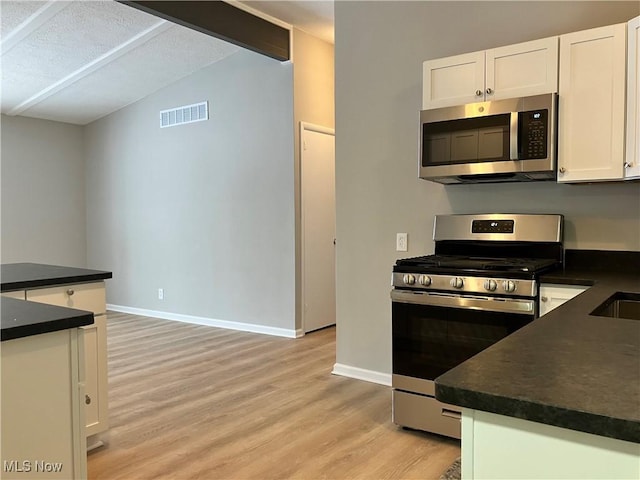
[158,288,164,300]
[396,233,408,252]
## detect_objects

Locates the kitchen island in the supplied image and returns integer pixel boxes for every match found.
[1,263,113,448]
[0,262,112,292]
[435,250,640,479]
[1,297,94,479]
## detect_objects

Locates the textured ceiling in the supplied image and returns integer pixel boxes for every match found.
[0,1,334,125]
[0,1,240,125]
[240,1,334,44]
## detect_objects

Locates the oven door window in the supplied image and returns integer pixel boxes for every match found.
[392,301,532,381]
[422,114,510,166]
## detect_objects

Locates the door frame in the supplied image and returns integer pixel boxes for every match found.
[300,121,336,334]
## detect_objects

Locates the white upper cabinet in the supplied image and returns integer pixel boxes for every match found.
[423,51,485,109]
[485,37,559,101]
[423,37,558,110]
[626,16,640,180]
[558,23,627,183]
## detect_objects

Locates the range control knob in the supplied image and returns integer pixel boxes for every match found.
[418,275,432,286]
[483,279,498,292]
[403,274,416,285]
[503,280,517,293]
[450,277,464,289]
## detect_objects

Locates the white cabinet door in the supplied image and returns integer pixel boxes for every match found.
[462,409,640,479]
[486,37,559,101]
[558,24,627,183]
[423,51,485,109]
[1,329,86,480]
[82,322,99,430]
[626,16,640,180]
[423,38,559,110]
[26,282,108,440]
[539,284,588,317]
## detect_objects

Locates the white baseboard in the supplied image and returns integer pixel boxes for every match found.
[107,304,303,339]
[331,363,391,386]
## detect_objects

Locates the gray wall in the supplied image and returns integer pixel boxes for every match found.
[1,114,87,267]
[85,49,296,330]
[335,2,640,375]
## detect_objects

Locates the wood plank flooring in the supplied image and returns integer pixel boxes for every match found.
[88,312,460,479]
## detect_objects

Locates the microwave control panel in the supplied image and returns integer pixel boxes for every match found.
[520,109,548,159]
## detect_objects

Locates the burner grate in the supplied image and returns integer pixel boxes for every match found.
[395,255,559,276]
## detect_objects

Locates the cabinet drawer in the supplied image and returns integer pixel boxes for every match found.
[1,290,25,300]
[392,390,461,439]
[26,282,106,315]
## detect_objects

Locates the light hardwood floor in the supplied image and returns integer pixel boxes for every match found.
[88,312,460,479]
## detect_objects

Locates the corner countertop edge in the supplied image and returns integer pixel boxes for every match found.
[434,256,640,444]
[1,297,94,342]
[1,262,112,292]
[435,382,640,444]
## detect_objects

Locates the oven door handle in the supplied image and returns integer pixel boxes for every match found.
[390,290,534,315]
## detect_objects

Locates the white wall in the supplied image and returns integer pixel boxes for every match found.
[85,49,296,333]
[0,115,87,267]
[334,1,640,378]
[292,28,335,330]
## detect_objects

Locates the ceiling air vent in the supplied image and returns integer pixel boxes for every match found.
[160,101,208,128]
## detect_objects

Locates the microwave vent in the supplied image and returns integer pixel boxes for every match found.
[525,172,558,180]
[160,101,208,128]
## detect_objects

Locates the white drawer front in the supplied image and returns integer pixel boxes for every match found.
[27,282,106,315]
[1,290,26,300]
[392,390,461,439]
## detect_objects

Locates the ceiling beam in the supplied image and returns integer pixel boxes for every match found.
[1,1,70,56]
[7,20,173,117]
[119,1,290,61]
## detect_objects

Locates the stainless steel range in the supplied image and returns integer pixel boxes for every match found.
[391,214,563,438]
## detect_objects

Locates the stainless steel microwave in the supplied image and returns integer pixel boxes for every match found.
[419,93,557,184]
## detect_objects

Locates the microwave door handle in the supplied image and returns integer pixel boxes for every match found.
[510,112,519,160]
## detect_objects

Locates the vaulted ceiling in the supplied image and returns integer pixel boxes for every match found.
[0,1,334,126]
[0,1,242,125]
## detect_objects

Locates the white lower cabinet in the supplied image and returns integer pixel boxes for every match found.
[26,282,108,445]
[1,329,87,479]
[461,409,640,479]
[1,290,26,299]
[539,284,588,317]
[81,316,107,436]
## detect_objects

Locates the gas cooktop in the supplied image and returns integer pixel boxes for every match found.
[395,255,559,275]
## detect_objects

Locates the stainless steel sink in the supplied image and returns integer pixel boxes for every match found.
[591,292,640,321]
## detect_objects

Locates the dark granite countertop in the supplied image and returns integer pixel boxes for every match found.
[435,250,640,444]
[1,297,94,341]
[1,263,112,292]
